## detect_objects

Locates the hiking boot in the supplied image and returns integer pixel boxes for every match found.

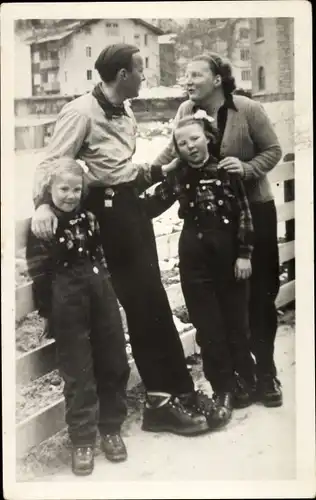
[71,445,94,476]
[212,392,233,424]
[179,389,231,431]
[142,395,209,436]
[257,375,283,407]
[233,375,256,409]
[100,433,127,462]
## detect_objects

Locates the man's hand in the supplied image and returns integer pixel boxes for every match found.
[234,257,252,280]
[31,204,58,240]
[218,157,244,175]
[161,158,180,176]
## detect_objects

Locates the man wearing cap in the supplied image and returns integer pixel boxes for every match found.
[31,44,227,464]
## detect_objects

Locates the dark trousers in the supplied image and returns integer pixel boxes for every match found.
[86,186,194,395]
[179,221,255,393]
[50,260,130,446]
[249,201,280,378]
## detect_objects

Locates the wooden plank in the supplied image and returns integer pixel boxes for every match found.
[15,218,31,251]
[279,241,295,265]
[156,231,180,262]
[268,161,294,184]
[16,397,66,459]
[16,282,35,322]
[16,340,56,385]
[276,280,295,308]
[276,201,294,223]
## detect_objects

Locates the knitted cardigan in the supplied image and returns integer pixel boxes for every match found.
[152,95,282,204]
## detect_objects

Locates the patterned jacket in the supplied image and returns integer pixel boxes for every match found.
[26,204,106,319]
[144,156,254,259]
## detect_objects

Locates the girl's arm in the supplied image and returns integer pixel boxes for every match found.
[233,178,254,259]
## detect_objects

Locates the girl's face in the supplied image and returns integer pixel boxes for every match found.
[174,122,209,168]
[50,172,83,212]
[185,60,219,102]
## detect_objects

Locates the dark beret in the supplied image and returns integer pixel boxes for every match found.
[95,43,139,82]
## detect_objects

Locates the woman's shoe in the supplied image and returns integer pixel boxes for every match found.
[233,375,256,409]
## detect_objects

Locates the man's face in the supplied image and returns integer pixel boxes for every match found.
[123,53,145,99]
[185,60,218,102]
[174,123,209,167]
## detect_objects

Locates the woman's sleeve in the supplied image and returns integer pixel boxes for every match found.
[242,100,282,180]
[33,105,89,208]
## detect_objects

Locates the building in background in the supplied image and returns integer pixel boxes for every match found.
[14,34,32,98]
[158,33,177,86]
[209,18,252,91]
[21,19,163,96]
[250,18,294,96]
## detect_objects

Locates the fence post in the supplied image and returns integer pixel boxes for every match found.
[283,154,295,281]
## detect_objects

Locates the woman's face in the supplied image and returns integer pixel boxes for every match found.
[174,122,209,168]
[185,60,218,102]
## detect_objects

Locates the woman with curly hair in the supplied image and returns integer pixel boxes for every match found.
[152,52,283,409]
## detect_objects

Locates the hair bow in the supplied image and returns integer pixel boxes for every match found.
[193,109,215,124]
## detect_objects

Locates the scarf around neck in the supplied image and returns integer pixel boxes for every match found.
[92,83,128,119]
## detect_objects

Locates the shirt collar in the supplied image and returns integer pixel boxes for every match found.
[192,95,238,113]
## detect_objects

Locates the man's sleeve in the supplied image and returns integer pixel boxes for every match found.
[33,105,89,208]
[241,100,282,180]
[142,176,178,219]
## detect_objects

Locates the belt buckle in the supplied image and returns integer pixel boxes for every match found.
[104,187,115,208]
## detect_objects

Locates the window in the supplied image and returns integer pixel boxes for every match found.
[49,50,58,60]
[86,46,92,57]
[240,49,250,61]
[144,34,148,46]
[241,70,251,81]
[239,28,249,39]
[87,69,92,81]
[42,71,48,83]
[40,50,48,61]
[145,57,149,69]
[134,34,140,47]
[256,18,264,39]
[33,73,41,85]
[258,66,265,90]
[33,51,40,63]
[106,22,119,36]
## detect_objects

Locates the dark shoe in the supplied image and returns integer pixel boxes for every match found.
[233,375,256,409]
[142,395,209,436]
[212,392,233,425]
[100,433,127,462]
[257,375,283,407]
[180,390,231,431]
[71,445,94,476]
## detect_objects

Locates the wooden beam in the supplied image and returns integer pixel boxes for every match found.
[276,280,295,308]
[16,340,56,385]
[16,282,34,322]
[276,201,294,223]
[268,161,294,184]
[279,241,295,265]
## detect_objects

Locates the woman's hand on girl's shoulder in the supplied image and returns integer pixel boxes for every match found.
[218,156,244,176]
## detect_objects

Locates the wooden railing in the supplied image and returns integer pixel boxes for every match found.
[15,160,295,458]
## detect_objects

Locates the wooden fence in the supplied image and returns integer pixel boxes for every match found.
[15,160,295,458]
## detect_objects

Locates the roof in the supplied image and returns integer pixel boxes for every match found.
[25,18,163,45]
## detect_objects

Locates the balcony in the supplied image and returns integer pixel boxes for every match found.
[42,81,60,93]
[40,58,59,70]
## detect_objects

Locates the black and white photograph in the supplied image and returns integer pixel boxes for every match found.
[1,2,314,499]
